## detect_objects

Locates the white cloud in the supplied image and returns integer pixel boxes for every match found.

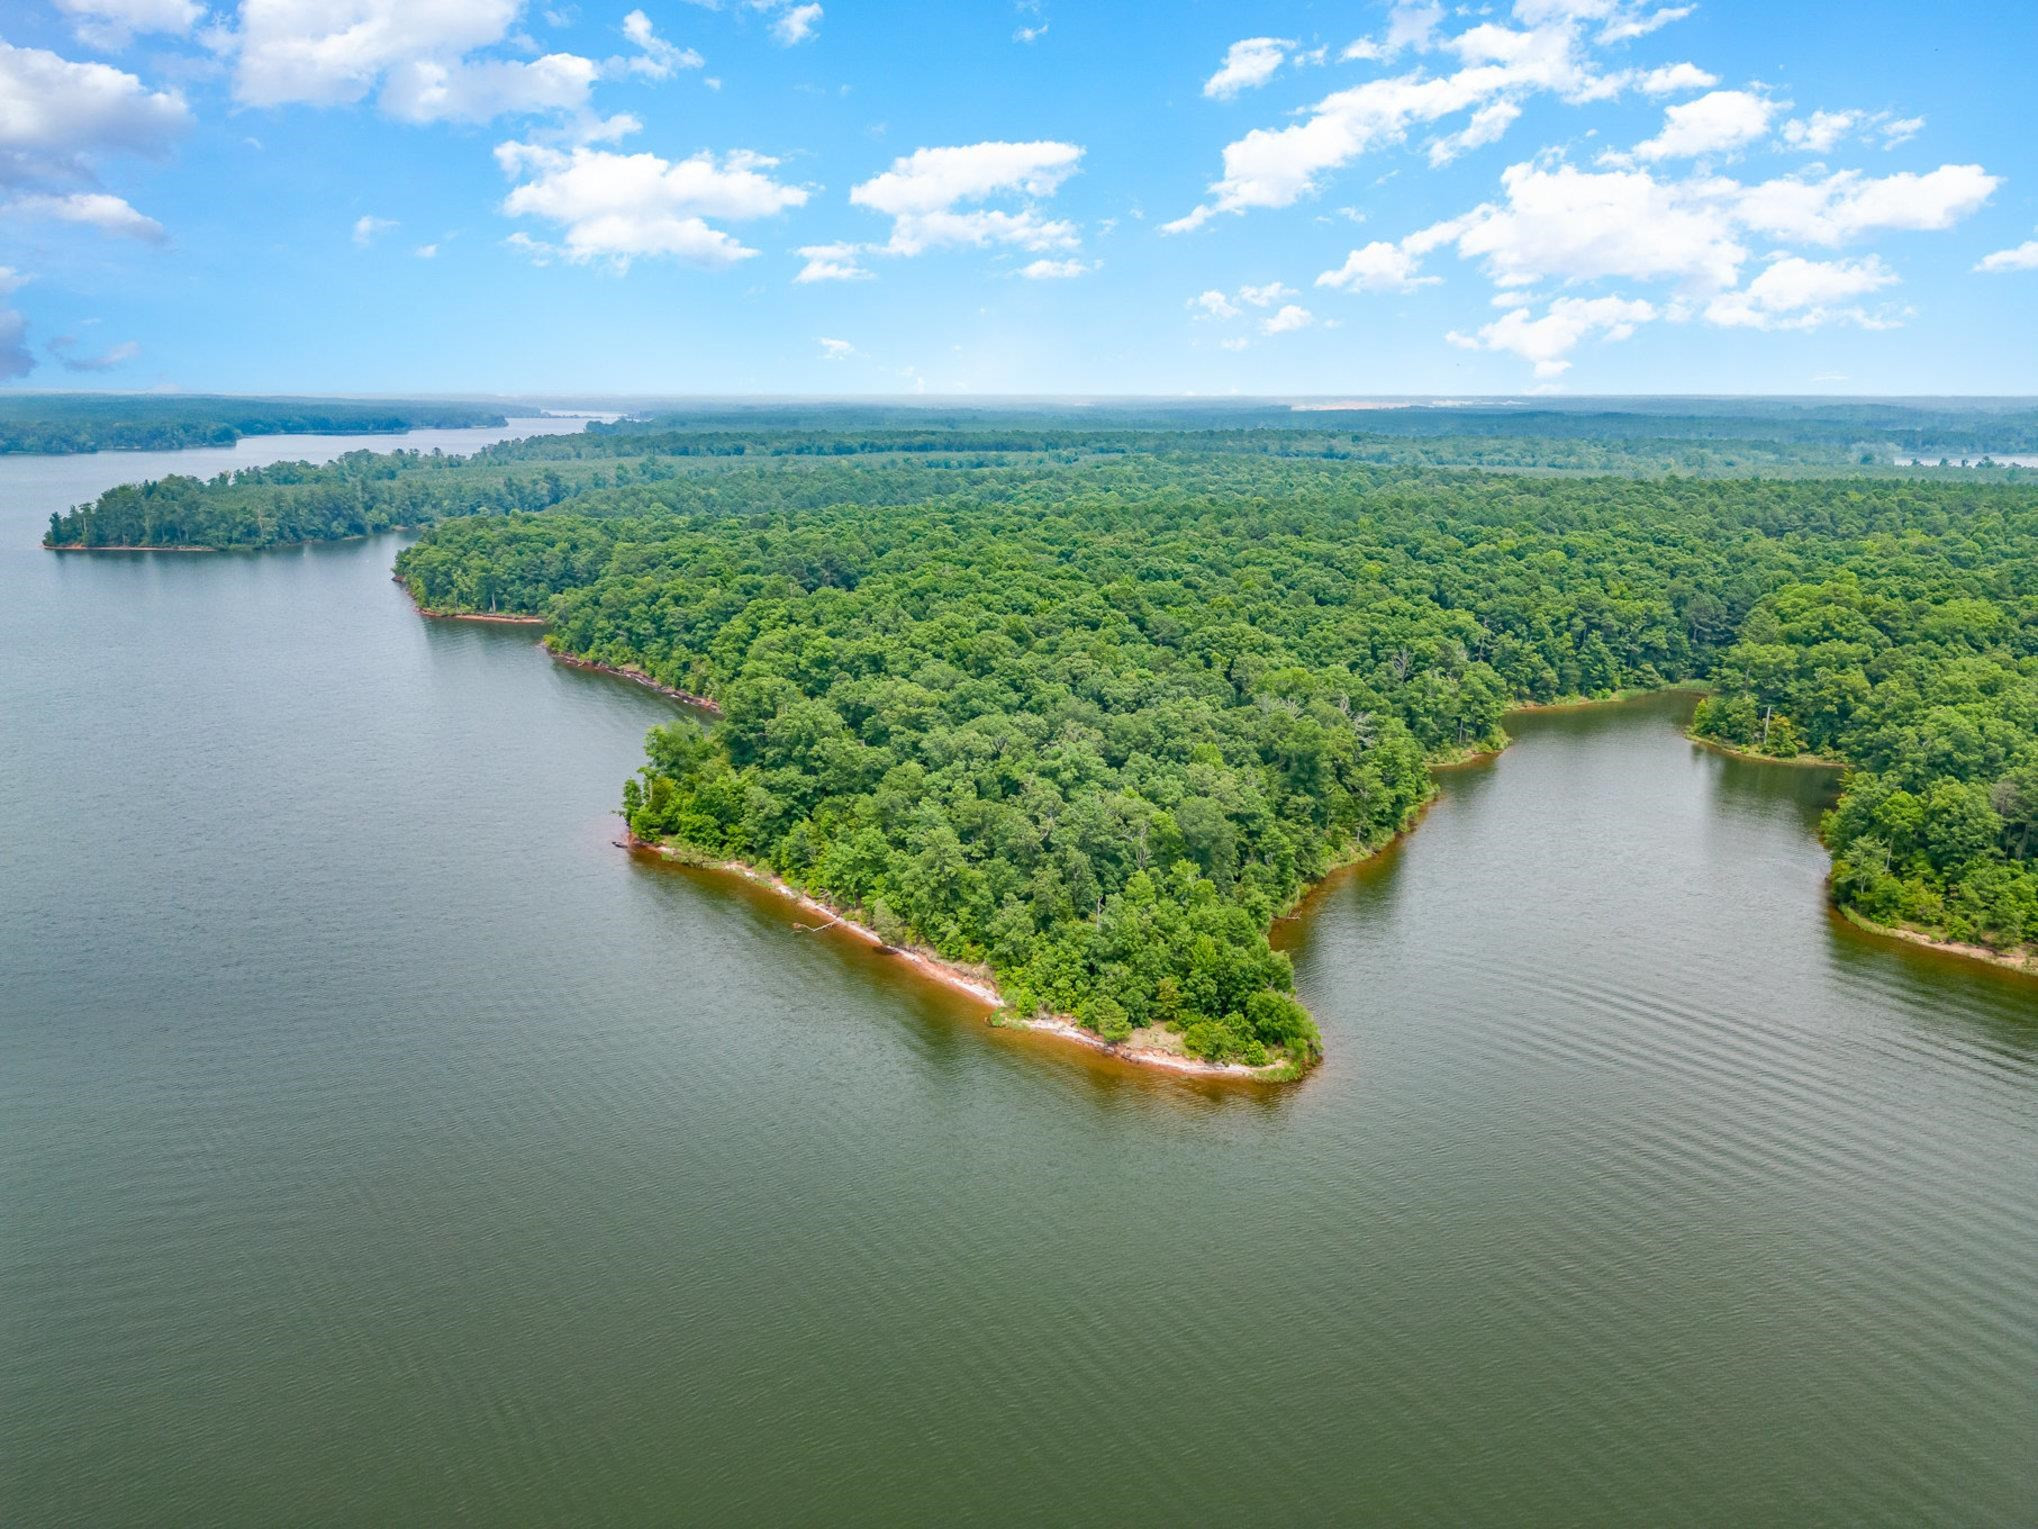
[1219,335,1250,350]
[1017,258,1090,279]
[1639,62,1716,95]
[353,213,397,245]
[0,41,190,188]
[1703,254,1898,329]
[818,335,854,359]
[1238,281,1297,307]
[54,0,201,47]
[620,10,705,78]
[414,242,439,258]
[1736,163,1998,244]
[1189,289,1240,319]
[794,241,870,281]
[1204,37,1293,100]
[1597,4,1692,43]
[1014,23,1048,44]
[1316,240,1438,293]
[850,141,1084,257]
[1261,303,1314,334]
[1449,293,1655,375]
[1165,4,1644,233]
[1976,237,2038,274]
[1629,89,1778,161]
[1782,108,1927,154]
[230,0,600,122]
[380,55,598,124]
[497,142,808,267]
[7,191,166,243]
[770,3,823,45]
[1419,160,1750,291]
[1428,100,1521,166]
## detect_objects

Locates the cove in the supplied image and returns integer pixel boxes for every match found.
[2,448,2036,1523]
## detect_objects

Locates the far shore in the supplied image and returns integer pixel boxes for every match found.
[44,542,220,553]
[629,838,1294,1082]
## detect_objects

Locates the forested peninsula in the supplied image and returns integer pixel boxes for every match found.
[1,394,507,456]
[41,409,2038,1071]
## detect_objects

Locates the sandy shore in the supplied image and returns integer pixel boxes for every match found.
[420,608,547,625]
[1839,908,2037,977]
[631,840,1294,1080]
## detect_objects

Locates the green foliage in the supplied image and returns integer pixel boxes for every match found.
[4,393,504,457]
[51,406,2036,1038]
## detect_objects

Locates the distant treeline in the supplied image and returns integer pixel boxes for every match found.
[0,394,507,456]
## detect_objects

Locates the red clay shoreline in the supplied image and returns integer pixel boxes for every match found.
[627,839,1291,1081]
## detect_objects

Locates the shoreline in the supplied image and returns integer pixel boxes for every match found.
[1837,906,2037,978]
[1687,733,1846,769]
[547,649,723,714]
[629,839,1293,1081]
[44,542,221,553]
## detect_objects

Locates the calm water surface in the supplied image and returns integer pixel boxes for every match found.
[3,434,2034,1526]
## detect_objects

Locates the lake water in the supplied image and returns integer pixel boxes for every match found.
[2,432,2034,1525]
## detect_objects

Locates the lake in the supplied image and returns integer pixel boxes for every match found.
[3,430,2034,1525]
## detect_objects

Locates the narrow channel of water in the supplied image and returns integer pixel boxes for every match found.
[2,439,2033,1525]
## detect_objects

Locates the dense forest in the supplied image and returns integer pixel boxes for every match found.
[40,410,2038,1062]
[0,394,507,456]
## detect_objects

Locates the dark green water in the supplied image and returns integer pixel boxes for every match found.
[3,436,2035,1526]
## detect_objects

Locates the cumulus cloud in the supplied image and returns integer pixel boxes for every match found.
[1355,146,1995,375]
[1976,237,2038,274]
[54,0,201,47]
[0,41,190,188]
[1428,100,1521,166]
[1417,160,1751,291]
[1316,240,1438,293]
[497,141,807,267]
[1205,37,1293,100]
[1449,293,1656,376]
[1238,281,1297,307]
[229,0,599,122]
[1639,62,1716,95]
[1165,5,1657,233]
[817,335,853,359]
[6,191,166,243]
[1628,89,1779,162]
[1702,254,1898,329]
[1735,163,1998,244]
[765,2,823,46]
[1782,109,1927,155]
[1016,258,1090,279]
[849,140,1084,256]
[794,241,870,281]
[1189,289,1241,319]
[1261,303,1314,334]
[620,10,705,78]
[353,213,397,245]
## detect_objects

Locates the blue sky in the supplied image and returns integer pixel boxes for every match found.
[3,0,2035,396]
